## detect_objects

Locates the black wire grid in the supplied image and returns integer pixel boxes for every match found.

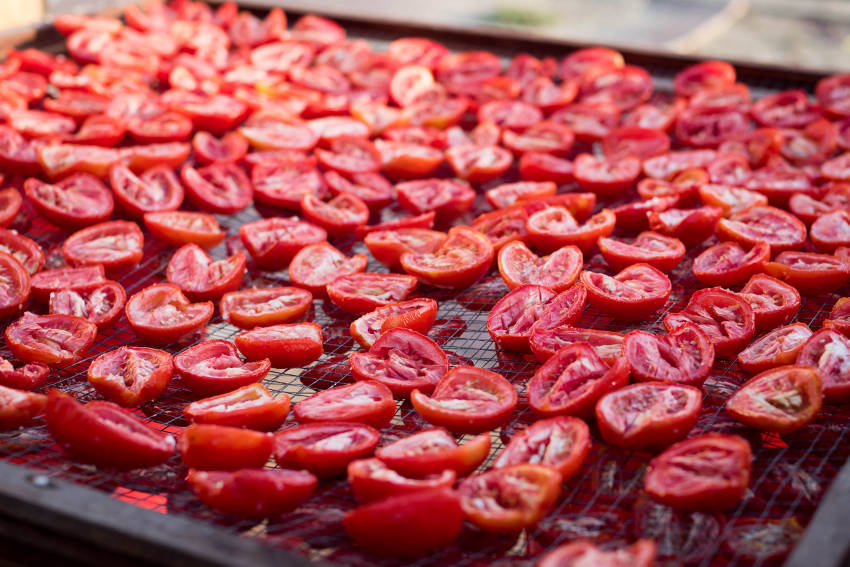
[0,19,845,567]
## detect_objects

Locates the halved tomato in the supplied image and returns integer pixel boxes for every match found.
[184,383,289,432]
[24,173,114,230]
[0,385,46,430]
[143,211,225,249]
[396,178,475,222]
[174,339,270,396]
[234,322,323,368]
[598,231,685,274]
[324,170,394,211]
[87,346,173,407]
[294,380,396,428]
[178,423,272,471]
[193,131,249,164]
[529,326,624,365]
[251,158,328,210]
[738,323,813,375]
[528,284,588,336]
[5,312,96,367]
[526,208,616,255]
[239,217,327,270]
[581,263,671,320]
[518,152,574,184]
[796,329,850,402]
[494,415,589,479]
[0,229,43,276]
[350,298,438,348]
[0,188,21,228]
[220,287,313,329]
[471,208,528,252]
[764,251,850,296]
[663,287,755,358]
[0,252,29,319]
[376,428,489,478]
[62,220,144,273]
[288,242,367,297]
[401,226,494,289]
[625,323,714,386]
[574,153,641,198]
[301,191,370,236]
[108,164,184,218]
[487,285,557,352]
[825,297,850,336]
[692,241,770,287]
[274,421,380,478]
[716,205,807,254]
[31,265,105,303]
[348,458,456,504]
[647,206,722,248]
[699,183,767,217]
[188,468,316,518]
[726,365,822,433]
[811,209,850,252]
[166,244,246,302]
[365,229,447,272]
[739,273,801,331]
[48,280,125,329]
[497,241,582,293]
[181,163,253,214]
[125,283,213,344]
[327,272,417,314]
[445,144,512,185]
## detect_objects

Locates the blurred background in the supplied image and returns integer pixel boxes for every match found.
[3,0,848,72]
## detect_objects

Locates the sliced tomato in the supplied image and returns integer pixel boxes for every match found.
[739,273,801,331]
[643,149,717,180]
[188,468,316,518]
[470,207,528,252]
[288,242,367,297]
[598,231,685,274]
[574,153,641,198]
[0,125,40,175]
[220,287,312,330]
[178,423,272,471]
[5,312,96,367]
[396,178,475,221]
[410,366,517,434]
[294,380,395,428]
[0,385,46,430]
[323,170,394,211]
[528,284,588,336]
[674,60,736,98]
[355,211,435,239]
[350,298,438,348]
[457,464,562,532]
[716,205,807,254]
[751,89,822,128]
[348,458,456,504]
[581,263,671,320]
[193,131,249,165]
[0,251,29,319]
[48,280,125,329]
[174,339,270,396]
[699,183,767,216]
[663,287,755,358]
[300,192,370,236]
[647,206,722,248]
[529,326,624,365]
[239,114,317,152]
[181,163,253,214]
[45,390,175,470]
[161,91,247,134]
[121,142,191,172]
[494,415,589,479]
[143,211,225,249]
[487,284,557,352]
[796,329,850,402]
[825,297,850,336]
[518,152,574,183]
[738,323,813,375]
[87,346,172,407]
[560,47,624,82]
[528,343,629,418]
[315,135,381,176]
[496,241,582,293]
[726,365,821,433]
[580,65,652,111]
[675,106,750,148]
[239,216,327,270]
[401,226,494,289]
[38,144,121,179]
[810,209,850,252]
[538,540,657,567]
[502,120,574,155]
[166,244,245,301]
[31,265,104,303]
[125,283,213,344]
[764,251,850,296]
[625,323,714,386]
[108,164,184,218]
[326,272,417,314]
[0,187,21,228]
[274,422,380,478]
[445,144,512,185]
[364,229,447,272]
[62,220,144,273]
[24,173,114,230]
[692,241,769,287]
[184,383,289,432]
[375,428,489,480]
[526,208,616,255]
[234,322,323,368]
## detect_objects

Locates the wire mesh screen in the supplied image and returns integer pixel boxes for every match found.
[0,11,845,567]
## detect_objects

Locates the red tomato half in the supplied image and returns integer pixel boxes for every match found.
[574,153,641,198]
[625,323,714,386]
[6,312,96,367]
[529,326,624,365]
[401,226,494,289]
[349,298,438,348]
[350,328,448,398]
[796,329,850,402]
[274,422,380,478]
[143,210,225,249]
[365,229,447,271]
[178,423,272,471]
[765,251,850,296]
[664,287,755,358]
[174,339,270,396]
[239,217,328,270]
[294,380,396,428]
[737,323,813,375]
[348,458,456,504]
[674,60,736,98]
[109,164,184,218]
[598,231,685,273]
[125,283,213,344]
[716,205,807,254]
[538,540,657,567]
[581,263,671,320]
[188,468,316,518]
[644,433,752,511]
[24,173,114,230]
[526,207,616,255]
[301,191,370,236]
[0,187,21,228]
[251,158,328,210]
[648,206,722,248]
[45,390,175,470]
[487,284,557,352]
[327,272,417,314]
[193,131,248,164]
[596,382,702,451]
[396,178,475,221]
[288,242,367,297]
[220,287,313,329]
[825,297,850,336]
[375,428,490,478]
[181,163,253,214]
[811,209,850,252]
[0,385,46,430]
[87,346,173,407]
[471,207,528,252]
[31,265,104,303]
[528,343,629,418]
[184,383,290,432]
[699,183,767,216]
[528,284,588,336]
[410,366,517,434]
[692,241,770,287]
[739,273,801,331]
[234,322,323,368]
[0,251,29,319]
[62,220,144,273]
[751,89,822,128]
[166,244,246,301]
[445,144,512,185]
[726,365,822,433]
[494,416,590,479]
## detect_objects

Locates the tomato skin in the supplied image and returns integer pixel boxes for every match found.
[699,183,768,217]
[166,244,246,302]
[648,205,722,249]
[239,217,328,270]
[528,343,630,418]
[174,340,270,396]
[396,178,476,221]
[143,211,225,249]
[598,231,686,274]
[573,153,641,198]
[664,287,755,358]
[24,173,114,230]
[350,328,448,398]
[692,241,770,287]
[193,131,249,165]
[109,164,184,218]
[612,195,678,233]
[530,326,624,365]
[581,263,672,320]
[0,385,46,430]
[518,152,574,184]
[674,60,736,98]
[401,226,494,289]
[121,142,191,173]
[294,380,396,428]
[487,285,557,352]
[497,241,582,293]
[625,323,714,387]
[495,416,590,480]
[62,220,144,273]
[343,487,464,557]
[88,345,172,408]
[796,328,850,402]
[178,423,273,471]
[188,468,316,519]
[716,205,807,254]
[751,89,822,128]
[445,144,513,185]
[220,287,313,329]
[644,433,752,511]
[410,366,517,434]
[300,191,370,236]
[0,357,48,391]
[6,312,96,367]
[811,209,850,252]
[327,272,418,314]
[45,390,175,470]
[537,539,657,567]
[184,384,289,432]
[0,187,22,228]
[764,251,850,296]
[825,297,850,336]
[324,170,394,211]
[348,458,456,504]
[526,207,616,255]
[274,422,380,478]
[596,382,702,451]
[738,323,813,375]
[458,464,562,532]
[289,242,367,297]
[181,163,253,214]
[31,265,105,303]
[0,251,29,319]
[726,365,822,433]
[375,428,490,479]
[234,322,323,368]
[528,284,588,336]
[125,283,213,345]
[364,229,447,271]
[350,298,438,348]
[739,273,801,331]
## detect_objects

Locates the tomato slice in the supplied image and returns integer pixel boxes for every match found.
[0,385,46,430]
[538,540,657,567]
[673,60,736,98]
[219,287,312,330]
[62,220,144,273]
[410,366,517,434]
[174,339,270,396]
[5,312,96,367]
[121,142,191,172]
[288,242,367,297]
[46,390,175,469]
[355,211,435,239]
[301,191,370,236]
[502,120,575,154]
[166,244,246,301]
[518,151,574,183]
[0,355,48,391]
[487,284,557,352]
[234,322,323,368]
[445,144,512,185]
[143,210,225,249]
[396,178,475,221]
[825,297,850,336]
[643,149,717,180]
[294,380,395,428]
[699,183,767,216]
[613,195,679,233]
[24,173,114,230]
[0,251,29,319]
[343,487,463,557]
[598,231,685,274]
[716,205,807,254]
[125,283,213,344]
[188,468,315,519]
[529,326,624,365]
[364,229,447,271]
[47,279,125,329]
[692,241,770,287]
[274,421,380,478]
[726,365,822,433]
[184,383,289,432]
[647,206,722,248]
[596,382,702,451]
[471,207,528,252]
[627,323,714,387]
[0,125,39,175]
[764,251,850,296]
[739,273,801,331]
[348,458,455,504]
[738,323,813,375]
[87,346,173,407]
[494,415,590,479]
[526,208,616,255]
[38,144,121,179]
[239,114,317,152]
[751,89,822,128]
[574,153,641,198]
[497,242,582,293]
[664,287,755,358]
[31,265,104,303]
[375,429,489,480]
[458,464,562,532]
[193,131,248,165]
[581,263,671,320]
[349,328,447,398]
[796,328,850,402]
[0,187,21,228]
[528,284,588,336]
[324,170,394,211]
[108,164,184,218]
[239,216,328,270]
[529,343,629,418]
[326,272,417,314]
[181,163,253,214]
[350,298,438,348]
[401,226,494,289]
[178,423,272,471]
[810,209,850,252]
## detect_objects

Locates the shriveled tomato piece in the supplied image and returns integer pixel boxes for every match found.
[301,191,370,236]
[396,178,475,222]
[726,365,821,433]
[612,195,678,233]
[220,287,312,330]
[0,187,21,228]
[143,211,225,249]
[596,382,702,451]
[751,89,822,128]
[24,173,114,230]
[62,220,143,273]
[539,540,657,567]
[411,366,517,434]
[738,323,813,374]
[38,144,121,179]
[825,297,850,336]
[574,153,641,198]
[526,207,616,255]
[239,217,327,270]
[598,231,685,274]
[166,244,245,302]
[487,285,557,352]
[275,421,380,478]
[324,170,393,211]
[294,380,395,428]
[581,263,671,320]
[31,265,104,303]
[288,242,367,297]
[365,229,446,272]
[355,212,435,239]
[348,458,456,504]
[350,298,438,348]
[0,251,29,320]
[445,144,512,185]
[644,433,752,511]
[518,152,574,183]
[327,272,417,314]
[178,423,272,471]
[810,209,850,252]
[717,205,806,254]
[376,428,489,479]
[6,312,96,367]
[496,241,582,293]
[528,343,629,418]
[174,339,270,396]
[0,355,48,391]
[250,158,328,210]
[239,114,317,151]
[234,322,323,368]
[125,283,213,344]
[699,183,767,216]
[663,287,754,358]
[401,226,494,289]
[470,207,528,252]
[765,251,850,296]
[739,273,801,331]
[528,284,588,336]
[188,468,316,518]
[109,164,184,218]
[692,241,769,287]
[0,385,46,430]
[458,464,562,532]
[796,329,850,402]
[87,346,172,407]
[49,280,125,329]
[184,383,289,432]
[181,163,253,214]
[625,323,714,386]
[495,416,589,479]
[502,120,574,154]
[790,182,850,225]
[648,206,722,248]
[529,326,623,365]
[193,131,248,165]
